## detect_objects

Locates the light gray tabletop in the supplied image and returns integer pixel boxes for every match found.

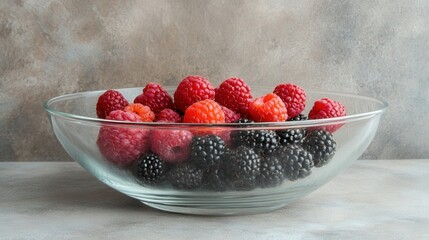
[1,160,428,240]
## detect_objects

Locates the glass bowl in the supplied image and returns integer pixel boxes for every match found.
[44,87,387,215]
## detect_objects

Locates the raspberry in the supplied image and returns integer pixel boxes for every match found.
[273,83,306,119]
[308,98,346,132]
[96,110,150,165]
[248,93,288,122]
[155,109,182,123]
[151,129,193,163]
[183,99,225,124]
[124,103,155,122]
[220,105,241,123]
[133,83,174,113]
[215,77,253,115]
[174,75,215,113]
[96,89,129,119]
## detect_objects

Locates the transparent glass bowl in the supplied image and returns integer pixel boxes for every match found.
[44,87,387,215]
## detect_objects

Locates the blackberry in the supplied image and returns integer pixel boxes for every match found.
[202,168,228,192]
[258,156,285,187]
[289,114,307,121]
[302,130,336,167]
[168,163,203,190]
[134,153,167,184]
[224,146,261,191]
[190,135,226,169]
[278,145,314,181]
[277,114,308,145]
[236,118,253,124]
[232,118,280,156]
[231,118,255,147]
[244,130,280,156]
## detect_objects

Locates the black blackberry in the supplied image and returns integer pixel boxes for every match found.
[134,153,167,184]
[302,129,336,167]
[289,114,308,121]
[202,168,228,191]
[190,135,226,169]
[277,114,308,145]
[168,163,203,190]
[232,119,280,155]
[231,118,255,147]
[258,156,285,187]
[278,145,314,181]
[224,146,261,191]
[245,130,280,156]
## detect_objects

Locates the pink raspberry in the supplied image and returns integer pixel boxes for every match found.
[124,103,155,122]
[96,110,150,165]
[215,77,253,115]
[273,83,306,119]
[174,75,215,113]
[155,109,183,123]
[134,82,174,113]
[248,93,288,122]
[220,105,241,123]
[96,90,129,119]
[309,98,346,132]
[151,129,193,163]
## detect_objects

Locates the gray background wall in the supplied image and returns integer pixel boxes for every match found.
[1,0,428,161]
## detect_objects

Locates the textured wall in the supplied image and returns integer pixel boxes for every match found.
[1,0,428,161]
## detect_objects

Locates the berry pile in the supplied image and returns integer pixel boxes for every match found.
[95,76,346,191]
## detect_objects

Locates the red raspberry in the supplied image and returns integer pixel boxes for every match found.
[155,109,182,123]
[96,110,150,165]
[124,103,155,122]
[273,83,306,119]
[248,93,288,122]
[96,90,129,119]
[215,77,253,115]
[134,83,174,113]
[220,105,240,123]
[151,129,193,163]
[174,75,215,113]
[183,99,225,124]
[309,98,346,132]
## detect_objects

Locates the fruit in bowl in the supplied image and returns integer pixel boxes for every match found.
[44,76,387,215]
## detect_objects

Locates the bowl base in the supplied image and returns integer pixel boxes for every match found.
[142,201,288,215]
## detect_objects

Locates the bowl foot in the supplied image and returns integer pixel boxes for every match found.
[141,201,288,215]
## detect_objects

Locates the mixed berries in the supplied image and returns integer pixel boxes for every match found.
[95,76,346,191]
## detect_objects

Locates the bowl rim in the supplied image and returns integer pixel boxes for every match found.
[43,87,388,129]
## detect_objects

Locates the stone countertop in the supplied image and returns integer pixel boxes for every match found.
[0,160,428,239]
